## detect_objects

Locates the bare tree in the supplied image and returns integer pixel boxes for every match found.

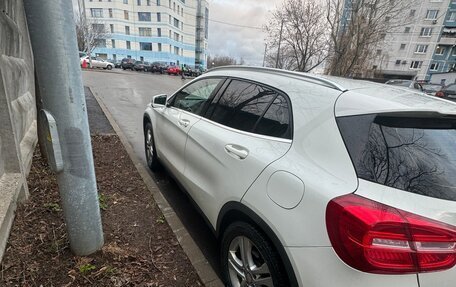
[207,55,238,69]
[265,0,328,72]
[325,0,415,77]
[75,14,110,53]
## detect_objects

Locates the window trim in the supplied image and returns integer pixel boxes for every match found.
[203,77,294,140]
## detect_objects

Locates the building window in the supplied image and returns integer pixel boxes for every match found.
[430,62,440,71]
[137,0,141,5]
[410,61,423,69]
[410,10,416,17]
[124,10,129,20]
[169,15,172,24]
[404,27,411,33]
[181,8,183,16]
[426,10,439,20]
[449,12,456,22]
[174,18,179,28]
[420,27,432,37]
[139,27,152,36]
[92,24,105,33]
[111,39,116,48]
[140,56,144,61]
[395,60,401,65]
[147,0,151,6]
[123,0,128,3]
[138,12,151,21]
[158,43,162,51]
[169,0,171,8]
[173,2,176,12]
[415,44,428,54]
[181,35,183,42]
[436,46,446,55]
[94,39,106,47]
[157,0,161,6]
[157,28,162,37]
[110,24,114,33]
[126,41,131,49]
[376,49,382,55]
[125,26,130,35]
[140,42,152,50]
[174,32,179,41]
[113,54,116,61]
[174,46,179,54]
[169,30,172,38]
[400,43,406,50]
[91,8,103,18]
[108,8,113,18]
[157,13,161,22]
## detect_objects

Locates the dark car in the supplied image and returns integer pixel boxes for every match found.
[121,58,135,70]
[150,62,167,74]
[114,60,122,68]
[436,83,456,98]
[134,61,151,72]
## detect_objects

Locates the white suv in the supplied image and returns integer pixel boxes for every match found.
[143,67,456,287]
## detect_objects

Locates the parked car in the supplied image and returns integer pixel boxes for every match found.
[114,60,122,69]
[385,79,423,91]
[143,66,456,287]
[435,83,456,98]
[166,65,181,75]
[150,62,167,74]
[421,83,444,96]
[80,56,113,70]
[121,58,135,70]
[133,61,148,72]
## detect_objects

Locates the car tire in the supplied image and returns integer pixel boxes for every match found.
[220,221,288,287]
[144,122,161,171]
[107,65,112,70]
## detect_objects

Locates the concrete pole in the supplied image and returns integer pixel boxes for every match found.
[23,0,104,256]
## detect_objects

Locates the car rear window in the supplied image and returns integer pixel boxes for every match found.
[337,114,456,201]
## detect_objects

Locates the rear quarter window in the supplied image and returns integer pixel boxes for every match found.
[337,114,456,201]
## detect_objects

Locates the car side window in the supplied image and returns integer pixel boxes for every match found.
[170,78,222,115]
[209,80,278,133]
[253,95,291,139]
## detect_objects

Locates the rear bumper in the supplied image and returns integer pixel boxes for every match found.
[286,246,419,287]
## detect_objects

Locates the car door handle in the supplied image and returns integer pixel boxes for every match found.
[225,144,249,160]
[178,119,190,128]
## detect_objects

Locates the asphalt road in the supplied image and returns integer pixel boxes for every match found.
[82,69,221,276]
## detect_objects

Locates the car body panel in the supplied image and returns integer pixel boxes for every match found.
[286,247,419,287]
[152,107,201,180]
[183,117,291,227]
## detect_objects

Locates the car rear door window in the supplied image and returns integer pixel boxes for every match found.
[338,114,456,201]
[170,78,223,116]
[209,80,278,133]
[253,95,291,139]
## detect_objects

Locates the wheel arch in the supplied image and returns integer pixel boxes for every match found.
[143,113,152,131]
[217,202,299,287]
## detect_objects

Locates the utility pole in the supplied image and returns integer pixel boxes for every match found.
[24,0,104,256]
[263,44,267,67]
[81,0,93,67]
[275,19,284,69]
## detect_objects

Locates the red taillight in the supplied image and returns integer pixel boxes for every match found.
[436,91,445,98]
[326,194,456,274]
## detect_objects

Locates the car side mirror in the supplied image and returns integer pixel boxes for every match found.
[152,94,167,108]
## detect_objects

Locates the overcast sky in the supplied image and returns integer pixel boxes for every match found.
[207,0,281,66]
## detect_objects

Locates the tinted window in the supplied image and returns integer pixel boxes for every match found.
[254,95,291,139]
[338,114,456,201]
[171,78,222,115]
[445,84,456,94]
[210,80,277,133]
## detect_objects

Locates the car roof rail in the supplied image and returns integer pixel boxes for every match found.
[208,66,347,92]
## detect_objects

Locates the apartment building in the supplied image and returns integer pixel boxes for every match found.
[373,0,456,81]
[81,0,209,68]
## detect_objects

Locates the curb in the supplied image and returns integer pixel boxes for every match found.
[89,88,223,287]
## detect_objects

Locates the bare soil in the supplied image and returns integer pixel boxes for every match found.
[1,135,202,287]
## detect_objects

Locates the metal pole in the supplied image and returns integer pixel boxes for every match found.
[23,0,104,256]
[275,19,284,69]
[81,0,93,67]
